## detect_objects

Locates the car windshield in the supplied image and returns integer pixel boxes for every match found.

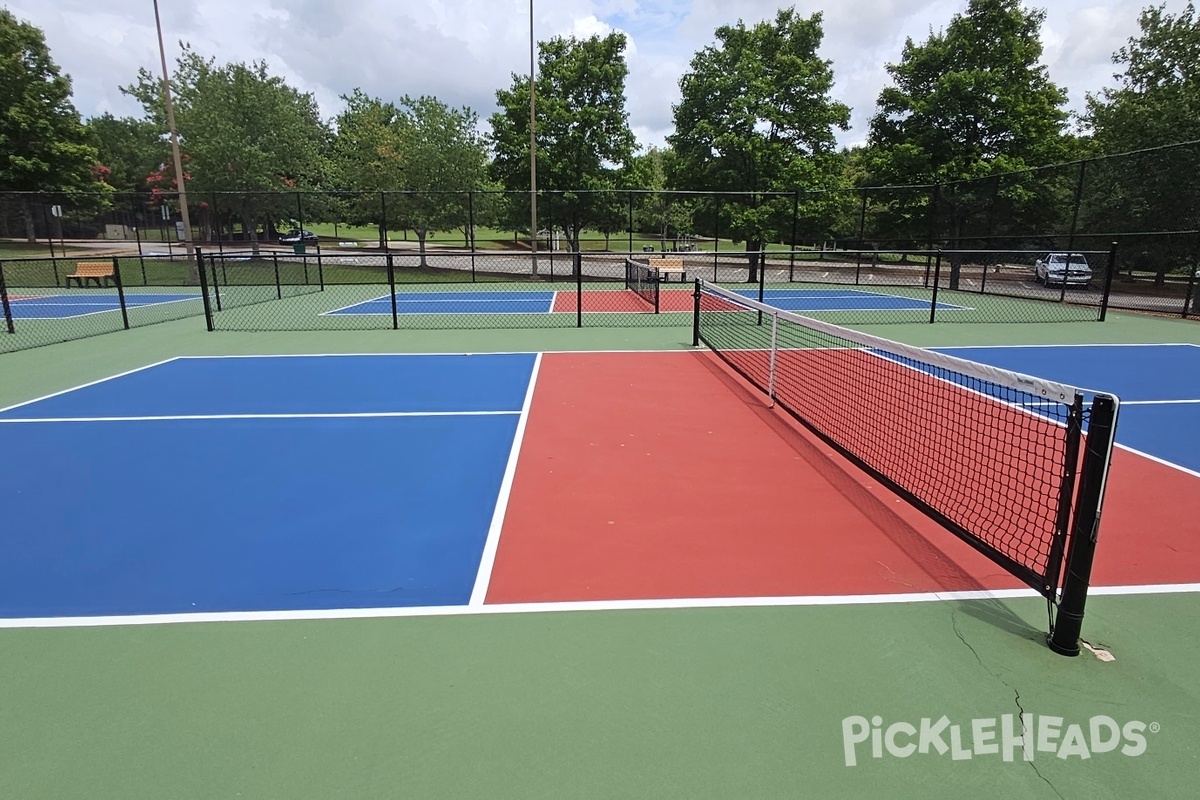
[1049,255,1088,266]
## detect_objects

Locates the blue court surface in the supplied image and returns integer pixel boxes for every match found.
[734,288,967,312]
[932,343,1200,473]
[329,291,556,315]
[6,293,201,319]
[0,354,537,618]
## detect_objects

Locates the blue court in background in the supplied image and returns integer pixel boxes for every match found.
[0,354,536,618]
[6,293,201,319]
[735,288,968,312]
[934,343,1200,473]
[329,291,556,315]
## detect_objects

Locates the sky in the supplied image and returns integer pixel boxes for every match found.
[11,0,1190,151]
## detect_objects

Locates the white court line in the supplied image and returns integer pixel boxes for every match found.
[0,357,181,416]
[173,350,696,359]
[1121,399,1200,405]
[934,342,1200,350]
[469,352,542,606]
[3,582,1199,630]
[11,296,202,320]
[0,410,521,424]
[1114,442,1200,479]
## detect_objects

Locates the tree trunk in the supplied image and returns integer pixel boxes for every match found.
[417,228,428,267]
[21,199,36,243]
[746,238,762,284]
[241,208,260,256]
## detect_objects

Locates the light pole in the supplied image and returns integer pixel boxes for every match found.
[529,0,538,277]
[153,0,192,262]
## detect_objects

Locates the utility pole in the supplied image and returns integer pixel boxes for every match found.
[153,0,193,264]
[529,0,539,277]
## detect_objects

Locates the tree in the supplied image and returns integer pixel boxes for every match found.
[0,9,105,241]
[1084,2,1200,289]
[391,96,489,265]
[490,32,637,263]
[331,90,405,248]
[863,0,1070,278]
[332,92,489,261]
[628,147,694,249]
[669,8,849,280]
[86,113,166,194]
[124,46,330,251]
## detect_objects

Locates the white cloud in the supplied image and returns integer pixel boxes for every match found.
[6,0,1192,153]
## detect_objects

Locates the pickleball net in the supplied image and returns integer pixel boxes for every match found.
[692,280,1119,654]
[625,259,660,312]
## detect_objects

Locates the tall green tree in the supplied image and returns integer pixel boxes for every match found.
[669,8,849,280]
[0,9,105,240]
[124,46,330,250]
[1085,2,1200,288]
[863,0,1070,269]
[391,96,489,265]
[490,32,637,262]
[332,92,489,261]
[85,113,166,194]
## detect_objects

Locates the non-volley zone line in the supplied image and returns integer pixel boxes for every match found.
[0,410,521,424]
[5,293,203,320]
[4,582,1199,629]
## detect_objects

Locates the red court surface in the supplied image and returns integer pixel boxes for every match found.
[551,289,696,313]
[485,351,1200,604]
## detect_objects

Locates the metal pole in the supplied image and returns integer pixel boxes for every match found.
[195,247,214,332]
[468,190,477,282]
[1100,241,1118,322]
[789,190,798,281]
[153,0,192,252]
[529,0,539,277]
[0,260,14,335]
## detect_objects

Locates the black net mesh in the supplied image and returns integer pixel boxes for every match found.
[696,280,1085,595]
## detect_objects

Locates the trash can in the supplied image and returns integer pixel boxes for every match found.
[292,243,306,254]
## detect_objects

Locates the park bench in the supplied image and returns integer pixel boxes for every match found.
[650,256,687,282]
[65,261,116,288]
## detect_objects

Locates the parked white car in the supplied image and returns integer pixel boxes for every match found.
[1034,253,1093,287]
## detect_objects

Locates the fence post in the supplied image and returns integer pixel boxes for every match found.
[713,198,721,281]
[628,191,634,254]
[112,256,130,330]
[380,192,389,251]
[196,247,214,331]
[1048,394,1119,656]
[929,250,942,324]
[272,252,281,300]
[576,246,583,328]
[789,190,799,281]
[0,260,14,334]
[855,189,867,285]
[468,190,477,282]
[1100,241,1118,322]
[387,253,398,330]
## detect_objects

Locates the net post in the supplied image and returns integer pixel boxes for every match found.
[767,312,779,404]
[0,260,14,335]
[929,250,942,324]
[691,279,701,346]
[195,247,214,332]
[112,256,130,330]
[1049,394,1119,656]
[209,255,223,312]
[386,253,399,330]
[1099,241,1117,322]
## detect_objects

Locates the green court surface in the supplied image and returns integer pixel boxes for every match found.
[2,310,1199,799]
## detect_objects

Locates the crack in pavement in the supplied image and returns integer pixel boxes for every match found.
[950,609,1065,800]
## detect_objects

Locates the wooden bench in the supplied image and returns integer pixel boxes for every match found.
[650,256,687,282]
[65,261,116,288]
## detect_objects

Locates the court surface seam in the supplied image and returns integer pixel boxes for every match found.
[2,582,1197,629]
